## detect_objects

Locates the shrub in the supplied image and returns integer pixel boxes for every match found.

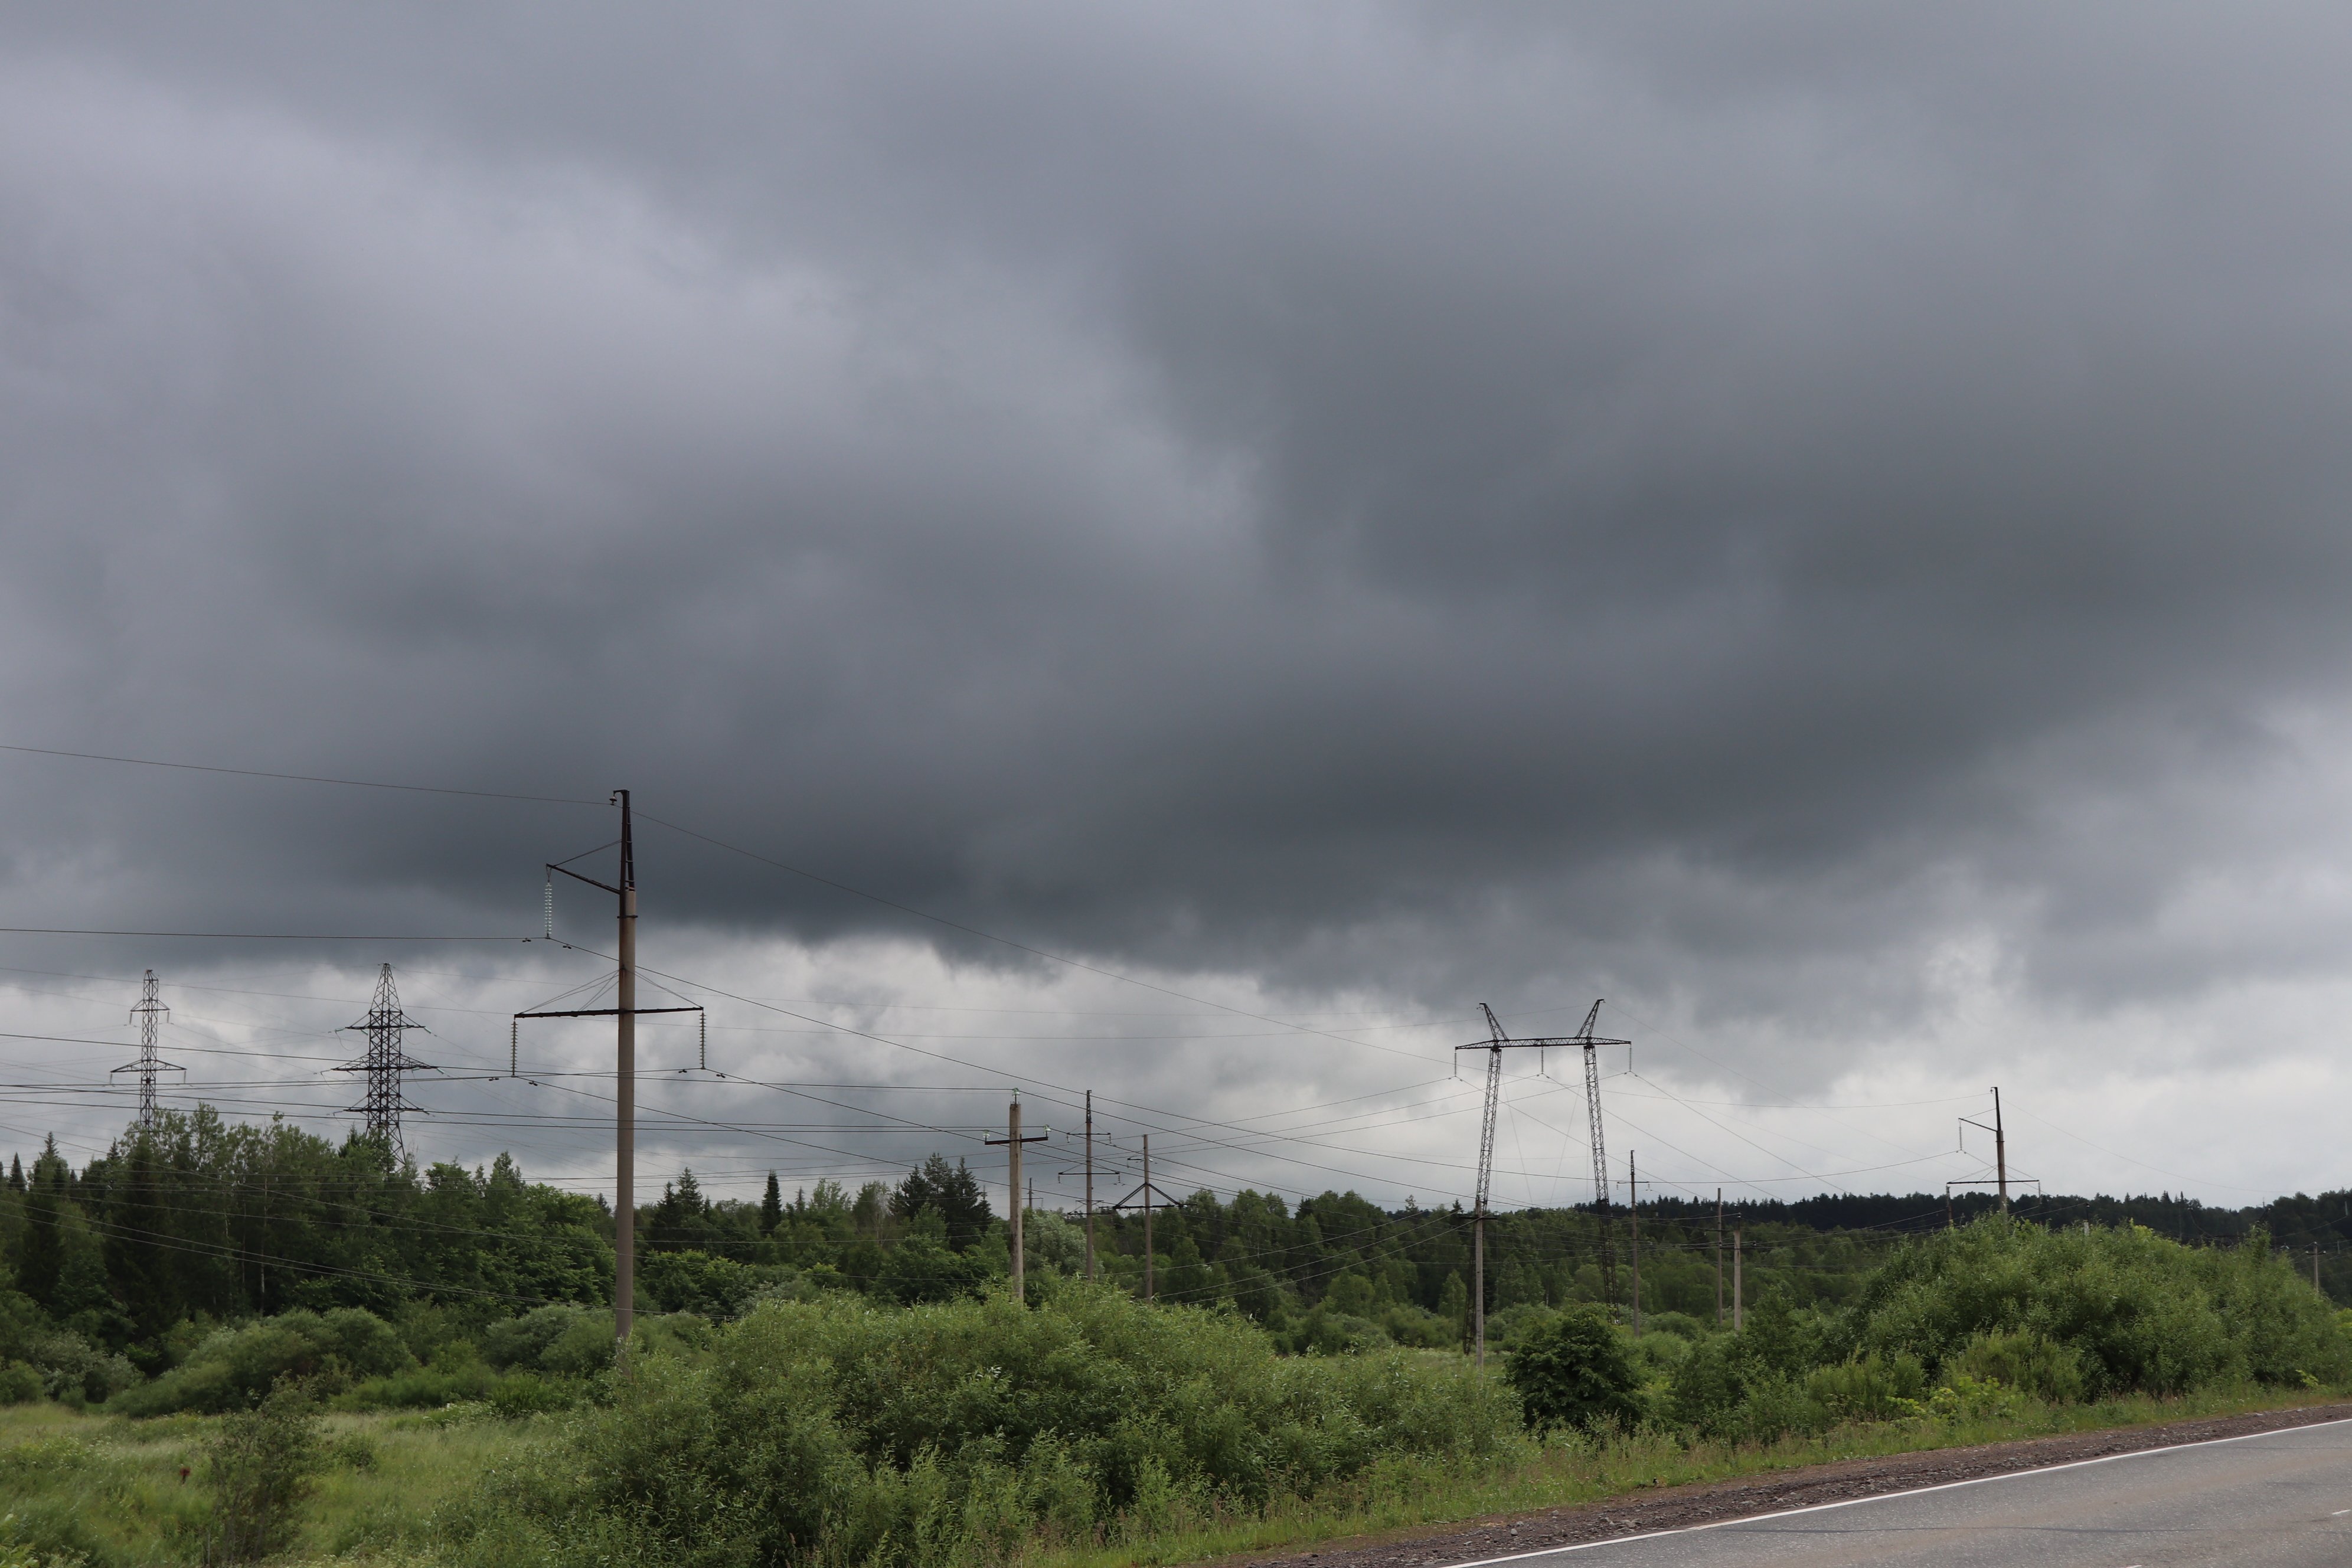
[1952,1328,2083,1403]
[877,1236,991,1306]
[1644,1311,1707,1343]
[1378,1303,1458,1349]
[205,1378,323,1563]
[480,1305,590,1370]
[1503,1308,1644,1436]
[445,1285,1517,1567]
[541,1311,619,1377]
[1838,1218,2350,1398]
[1667,1334,1748,1438]
[636,1251,795,1319]
[25,1335,134,1407]
[1805,1351,1927,1422]
[0,1365,42,1407]
[486,1373,579,1417]
[334,1362,496,1411]
[116,1309,417,1416]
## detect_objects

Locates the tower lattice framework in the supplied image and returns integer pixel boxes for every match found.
[113,969,182,1128]
[338,963,431,1158]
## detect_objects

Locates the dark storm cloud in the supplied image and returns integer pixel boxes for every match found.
[3,3,2351,1037]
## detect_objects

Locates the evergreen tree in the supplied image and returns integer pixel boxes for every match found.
[105,1133,178,1342]
[646,1168,711,1253]
[6,1154,19,1191]
[892,1154,992,1252]
[18,1141,64,1313]
[760,1172,783,1235]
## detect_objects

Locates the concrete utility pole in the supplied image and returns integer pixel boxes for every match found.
[1110,1132,1176,1301]
[1084,1092,1095,1281]
[1733,1229,1743,1331]
[1625,1150,1642,1335]
[615,796,638,1347]
[514,791,703,1355]
[1994,1086,2009,1214]
[1714,1190,1724,1328]
[986,1097,1047,1304]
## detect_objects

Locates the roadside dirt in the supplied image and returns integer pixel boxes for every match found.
[1231,1401,2352,1567]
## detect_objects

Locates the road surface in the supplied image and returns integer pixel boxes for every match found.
[1447,1417,2352,1567]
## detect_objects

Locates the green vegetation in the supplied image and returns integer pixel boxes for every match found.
[1,1103,2350,1563]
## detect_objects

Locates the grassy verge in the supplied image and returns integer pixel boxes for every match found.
[0,1403,543,1566]
[1054,1381,2348,1568]
[0,1381,2338,1566]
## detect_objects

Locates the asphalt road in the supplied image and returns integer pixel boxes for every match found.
[1448,1417,2352,1567]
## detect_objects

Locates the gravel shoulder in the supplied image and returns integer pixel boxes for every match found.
[1228,1400,2352,1568]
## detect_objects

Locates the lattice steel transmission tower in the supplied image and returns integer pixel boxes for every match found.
[338,964,432,1158]
[1455,999,1631,1363]
[112,969,182,1128]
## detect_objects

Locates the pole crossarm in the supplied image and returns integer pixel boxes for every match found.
[511,1007,703,1019]
[1108,1181,1179,1211]
[546,863,623,896]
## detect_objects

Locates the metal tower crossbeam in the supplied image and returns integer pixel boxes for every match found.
[336,963,432,1158]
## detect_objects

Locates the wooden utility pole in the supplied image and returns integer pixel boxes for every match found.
[1714,1190,1723,1328]
[986,1097,1048,1305]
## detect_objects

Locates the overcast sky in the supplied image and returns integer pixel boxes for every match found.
[2,4,2350,1215]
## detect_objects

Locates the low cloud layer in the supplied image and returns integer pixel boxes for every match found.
[3,6,2351,1201]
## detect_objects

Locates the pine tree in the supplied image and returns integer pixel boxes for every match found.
[18,1137,67,1312]
[106,1132,179,1340]
[892,1154,993,1252]
[760,1171,783,1234]
[6,1155,19,1191]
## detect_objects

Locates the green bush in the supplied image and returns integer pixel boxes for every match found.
[1838,1219,2350,1397]
[1502,1308,1644,1436]
[26,1334,135,1407]
[636,1251,796,1319]
[487,1372,580,1417]
[1952,1328,2083,1403]
[334,1361,497,1410]
[481,1305,592,1371]
[1378,1303,1457,1349]
[1805,1351,1927,1422]
[116,1308,416,1415]
[0,1364,43,1407]
[205,1378,324,1563]
[877,1236,991,1306]
[445,1285,1515,1567]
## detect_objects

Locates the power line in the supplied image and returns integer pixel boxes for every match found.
[0,742,604,806]
[0,928,529,942]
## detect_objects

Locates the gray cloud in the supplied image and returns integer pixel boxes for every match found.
[2,2,2352,1145]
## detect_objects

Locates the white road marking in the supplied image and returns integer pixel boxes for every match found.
[1437,1416,2352,1567]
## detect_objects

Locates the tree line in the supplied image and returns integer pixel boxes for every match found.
[4,1105,2348,1380]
